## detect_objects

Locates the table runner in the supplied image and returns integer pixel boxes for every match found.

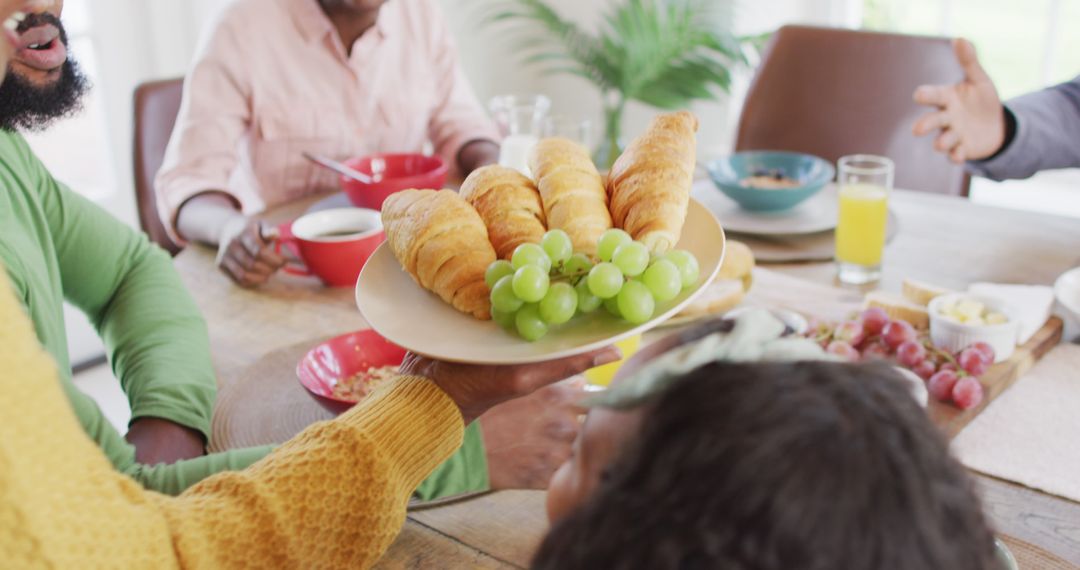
[953,344,1080,504]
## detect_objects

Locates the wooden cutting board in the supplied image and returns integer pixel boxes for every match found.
[930,316,1063,439]
[732,269,1065,439]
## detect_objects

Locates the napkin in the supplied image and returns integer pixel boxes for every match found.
[968,283,1054,345]
[952,345,1080,503]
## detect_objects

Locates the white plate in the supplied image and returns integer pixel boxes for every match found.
[1054,267,1080,321]
[356,199,726,364]
[691,179,839,236]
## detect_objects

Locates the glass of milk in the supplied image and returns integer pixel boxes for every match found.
[489,94,551,176]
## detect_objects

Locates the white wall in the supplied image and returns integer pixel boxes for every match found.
[446,0,848,159]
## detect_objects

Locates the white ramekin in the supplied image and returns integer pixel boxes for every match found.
[928,293,1019,363]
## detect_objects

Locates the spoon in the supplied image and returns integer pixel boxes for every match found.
[302,152,374,184]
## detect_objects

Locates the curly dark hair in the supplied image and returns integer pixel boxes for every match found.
[533,361,997,570]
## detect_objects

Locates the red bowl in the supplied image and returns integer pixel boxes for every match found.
[296,329,407,415]
[340,153,448,210]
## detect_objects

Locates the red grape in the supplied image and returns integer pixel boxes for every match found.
[861,341,891,360]
[912,361,937,381]
[958,349,989,377]
[861,307,890,335]
[834,320,866,346]
[882,320,917,349]
[968,342,996,365]
[952,377,985,410]
[928,370,959,402]
[827,340,860,362]
[940,362,958,373]
[896,340,927,367]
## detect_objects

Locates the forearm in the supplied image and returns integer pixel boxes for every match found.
[969,78,1080,180]
[456,139,500,177]
[176,192,246,246]
[126,417,208,465]
[156,376,463,567]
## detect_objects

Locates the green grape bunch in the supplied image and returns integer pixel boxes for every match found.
[486,229,701,341]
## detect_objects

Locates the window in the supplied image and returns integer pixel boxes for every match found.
[863,0,1079,99]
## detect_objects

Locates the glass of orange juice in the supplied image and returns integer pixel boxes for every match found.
[835,155,894,285]
[583,335,641,389]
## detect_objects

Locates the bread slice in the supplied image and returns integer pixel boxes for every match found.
[718,240,755,292]
[864,291,930,330]
[901,278,952,307]
[675,278,745,319]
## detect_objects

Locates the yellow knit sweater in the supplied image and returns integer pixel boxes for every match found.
[0,270,464,569]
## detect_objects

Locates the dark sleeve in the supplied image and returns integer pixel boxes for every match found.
[968,76,1080,180]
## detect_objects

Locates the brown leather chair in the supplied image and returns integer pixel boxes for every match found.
[133,77,184,255]
[736,25,969,196]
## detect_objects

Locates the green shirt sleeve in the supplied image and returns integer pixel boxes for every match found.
[126,422,487,498]
[26,147,217,440]
[126,445,275,496]
[412,420,489,501]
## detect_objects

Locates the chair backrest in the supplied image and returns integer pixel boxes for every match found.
[132,77,184,255]
[736,25,969,196]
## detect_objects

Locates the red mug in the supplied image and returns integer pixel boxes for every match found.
[275,208,385,288]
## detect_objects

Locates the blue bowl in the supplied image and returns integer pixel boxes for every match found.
[707,151,835,212]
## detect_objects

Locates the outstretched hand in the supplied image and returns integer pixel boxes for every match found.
[912,39,1006,163]
[400,347,620,425]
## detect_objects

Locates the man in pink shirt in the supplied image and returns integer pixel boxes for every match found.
[156,0,500,287]
[157,0,587,496]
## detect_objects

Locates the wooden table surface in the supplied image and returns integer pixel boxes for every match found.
[174,189,1080,568]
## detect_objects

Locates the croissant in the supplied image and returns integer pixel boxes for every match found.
[608,111,699,253]
[381,189,496,320]
[528,137,612,256]
[459,165,547,260]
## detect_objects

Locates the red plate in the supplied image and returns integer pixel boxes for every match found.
[296,329,407,415]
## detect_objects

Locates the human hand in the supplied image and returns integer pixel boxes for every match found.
[125,417,206,465]
[912,39,1006,163]
[479,377,587,490]
[399,347,620,425]
[457,139,500,176]
[216,216,286,288]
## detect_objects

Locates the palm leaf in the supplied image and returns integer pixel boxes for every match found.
[490,0,744,110]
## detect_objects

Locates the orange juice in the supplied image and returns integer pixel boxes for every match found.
[835,183,889,267]
[584,335,641,387]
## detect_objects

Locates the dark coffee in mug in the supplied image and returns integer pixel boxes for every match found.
[311,228,366,239]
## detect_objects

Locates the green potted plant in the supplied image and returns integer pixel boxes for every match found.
[490,0,747,169]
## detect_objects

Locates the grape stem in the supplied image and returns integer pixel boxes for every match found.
[922,339,971,377]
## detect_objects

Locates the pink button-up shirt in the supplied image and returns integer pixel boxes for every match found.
[156,0,499,242]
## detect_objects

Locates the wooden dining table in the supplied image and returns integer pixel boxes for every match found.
[174,187,1080,568]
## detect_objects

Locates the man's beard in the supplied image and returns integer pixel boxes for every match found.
[0,13,90,132]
